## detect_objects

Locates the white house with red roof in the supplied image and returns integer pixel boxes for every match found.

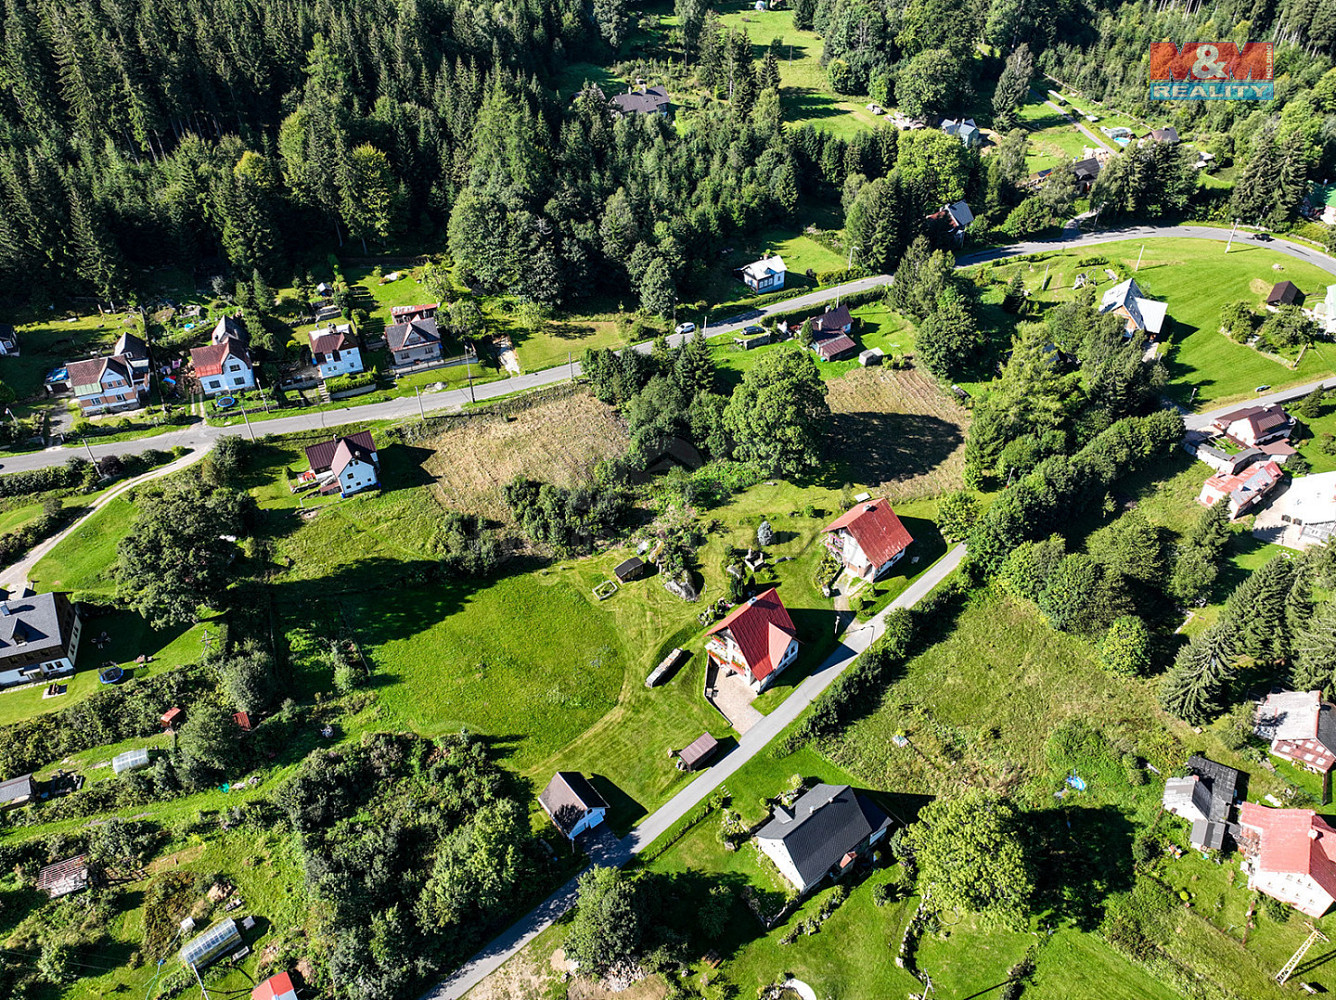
[307,324,363,379]
[302,431,379,498]
[191,337,254,396]
[1211,404,1296,448]
[251,971,298,1000]
[1198,460,1283,519]
[1238,802,1336,917]
[705,587,799,692]
[822,499,914,582]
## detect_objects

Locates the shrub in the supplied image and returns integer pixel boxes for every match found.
[327,372,375,394]
[1098,616,1152,675]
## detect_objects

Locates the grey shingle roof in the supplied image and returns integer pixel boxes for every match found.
[0,592,70,657]
[757,784,890,888]
[539,771,607,837]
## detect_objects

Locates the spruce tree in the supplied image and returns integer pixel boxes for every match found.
[1225,554,1295,662]
[673,332,715,399]
[1292,601,1336,694]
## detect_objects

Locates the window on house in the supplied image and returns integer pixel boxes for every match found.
[233,377,245,386]
[332,350,341,362]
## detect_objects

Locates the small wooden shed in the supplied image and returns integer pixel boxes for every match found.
[614,557,646,583]
[679,732,720,771]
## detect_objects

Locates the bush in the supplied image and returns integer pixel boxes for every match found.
[327,372,375,394]
[815,266,870,286]
[1098,616,1152,675]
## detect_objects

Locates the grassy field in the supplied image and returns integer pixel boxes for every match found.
[974,238,1336,406]
[1018,92,1095,172]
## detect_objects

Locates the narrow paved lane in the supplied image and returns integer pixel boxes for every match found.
[421,544,967,1000]
[1029,87,1112,153]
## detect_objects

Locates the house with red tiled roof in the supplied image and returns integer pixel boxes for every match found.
[1211,404,1296,448]
[66,354,149,415]
[302,431,379,497]
[190,337,254,396]
[823,500,913,582]
[251,971,298,1000]
[1238,802,1336,917]
[705,587,799,692]
[390,302,440,324]
[1198,460,1283,519]
[307,324,363,380]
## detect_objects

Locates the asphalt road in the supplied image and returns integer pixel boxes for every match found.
[422,543,967,1000]
[0,275,894,478]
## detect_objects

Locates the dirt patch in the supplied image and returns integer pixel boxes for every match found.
[466,944,559,1000]
[1249,277,1274,296]
[420,392,629,524]
[825,367,970,500]
[145,844,206,874]
[568,974,669,1000]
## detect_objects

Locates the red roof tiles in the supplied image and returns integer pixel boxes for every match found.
[190,339,250,377]
[1240,802,1336,902]
[823,500,913,569]
[252,972,297,1000]
[706,587,796,682]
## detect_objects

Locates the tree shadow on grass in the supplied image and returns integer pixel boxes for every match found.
[1027,803,1136,931]
[824,412,966,489]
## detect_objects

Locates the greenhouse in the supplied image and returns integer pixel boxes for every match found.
[111,748,151,775]
[178,918,240,968]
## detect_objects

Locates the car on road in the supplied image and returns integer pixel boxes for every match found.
[743,324,765,336]
[674,322,695,335]
[1251,232,1273,242]
[1255,385,1271,393]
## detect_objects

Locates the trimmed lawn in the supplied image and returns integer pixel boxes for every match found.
[971,238,1336,407]
[1018,92,1093,172]
[30,496,136,597]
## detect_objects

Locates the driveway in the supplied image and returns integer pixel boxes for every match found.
[421,542,967,1000]
[1030,87,1112,153]
[708,669,764,735]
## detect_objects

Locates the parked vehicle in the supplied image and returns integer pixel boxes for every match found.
[675,322,696,334]
[1251,233,1273,242]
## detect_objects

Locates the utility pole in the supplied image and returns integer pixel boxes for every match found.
[848,243,860,269]
[1225,219,1238,253]
[415,385,425,420]
[1135,244,1145,271]
[568,351,574,382]
[239,404,255,441]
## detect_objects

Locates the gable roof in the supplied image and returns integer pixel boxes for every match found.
[390,303,439,322]
[0,773,34,803]
[213,316,247,345]
[114,331,149,362]
[1099,277,1168,334]
[812,333,857,361]
[944,200,974,228]
[330,436,376,477]
[706,587,796,682]
[67,355,135,393]
[1150,126,1180,144]
[756,784,890,888]
[191,339,251,377]
[0,592,71,657]
[824,500,913,568]
[304,431,376,473]
[309,326,356,355]
[808,305,851,336]
[1072,157,1101,181]
[539,771,609,836]
[386,317,441,352]
[1204,460,1283,507]
[36,855,89,897]
[741,255,787,282]
[1215,403,1294,441]
[1268,281,1301,306]
[1240,802,1336,899]
[612,86,670,115]
[252,972,297,1000]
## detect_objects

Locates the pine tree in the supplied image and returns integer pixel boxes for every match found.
[674,332,715,399]
[991,44,1033,130]
[251,269,275,315]
[1224,554,1295,662]
[1292,601,1336,693]
[760,40,782,91]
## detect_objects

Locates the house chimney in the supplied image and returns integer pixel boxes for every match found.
[1,603,10,616]
[1312,828,1322,840]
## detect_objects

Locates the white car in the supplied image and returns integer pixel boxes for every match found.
[675,322,696,335]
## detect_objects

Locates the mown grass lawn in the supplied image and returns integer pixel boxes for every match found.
[1018,92,1093,172]
[31,496,136,597]
[974,238,1336,407]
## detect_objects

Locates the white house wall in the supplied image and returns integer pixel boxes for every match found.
[757,836,807,891]
[1250,870,1336,917]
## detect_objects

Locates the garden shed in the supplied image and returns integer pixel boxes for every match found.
[679,732,720,771]
[112,748,151,775]
[179,918,241,969]
[614,557,645,582]
[37,855,89,898]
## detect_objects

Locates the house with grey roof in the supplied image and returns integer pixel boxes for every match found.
[1162,755,1244,851]
[941,117,981,148]
[0,589,83,689]
[755,784,891,894]
[1099,277,1168,339]
[539,771,609,841]
[0,773,35,808]
[611,85,670,117]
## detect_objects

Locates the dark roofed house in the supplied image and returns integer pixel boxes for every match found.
[539,771,609,841]
[756,784,892,893]
[612,85,670,117]
[385,317,443,367]
[614,557,645,583]
[114,332,150,371]
[0,591,83,690]
[308,325,364,380]
[0,323,19,356]
[303,432,380,498]
[1150,126,1180,144]
[1162,755,1244,851]
[212,315,248,346]
[806,306,858,361]
[1072,157,1102,192]
[1267,281,1303,307]
[0,773,35,808]
[678,732,720,771]
[1211,404,1295,448]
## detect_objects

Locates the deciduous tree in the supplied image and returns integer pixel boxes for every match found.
[723,349,830,476]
